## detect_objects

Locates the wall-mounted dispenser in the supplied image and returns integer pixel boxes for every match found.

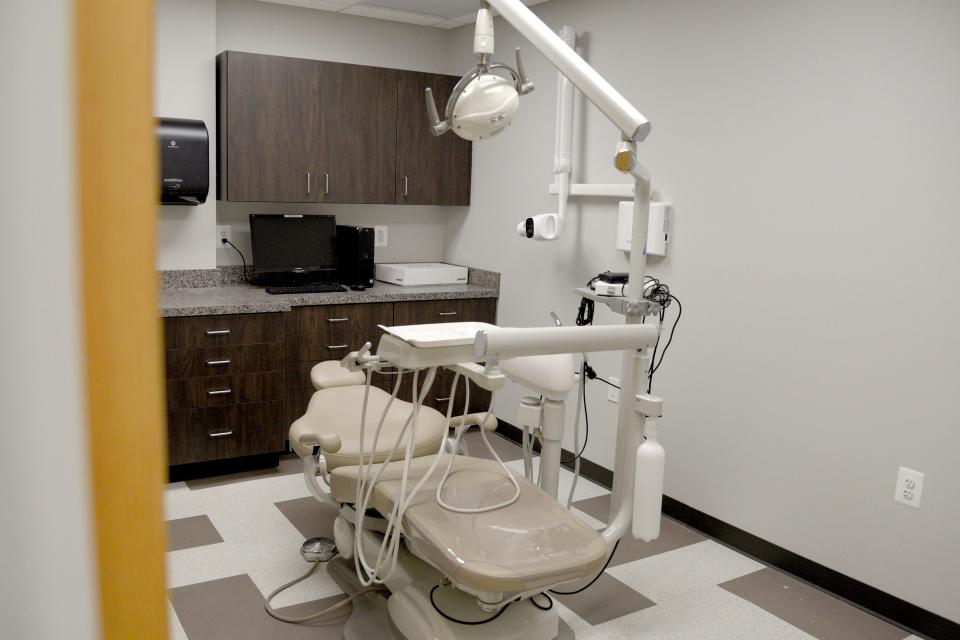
[156,118,209,205]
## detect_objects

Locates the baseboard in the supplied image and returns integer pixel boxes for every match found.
[168,452,280,482]
[494,421,957,640]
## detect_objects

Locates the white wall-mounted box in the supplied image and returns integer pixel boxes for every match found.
[617,201,672,256]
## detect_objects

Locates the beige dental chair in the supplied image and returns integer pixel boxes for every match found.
[289,360,608,640]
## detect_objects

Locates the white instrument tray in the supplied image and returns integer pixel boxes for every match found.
[378,322,496,348]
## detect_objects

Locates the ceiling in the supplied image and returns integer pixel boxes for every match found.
[255,0,551,29]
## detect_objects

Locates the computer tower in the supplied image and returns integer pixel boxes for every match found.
[336,225,375,287]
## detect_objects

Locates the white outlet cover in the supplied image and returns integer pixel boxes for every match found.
[216,225,232,249]
[374,225,388,247]
[607,377,620,403]
[894,467,924,509]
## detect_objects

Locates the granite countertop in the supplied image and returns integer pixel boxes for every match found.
[159,266,499,317]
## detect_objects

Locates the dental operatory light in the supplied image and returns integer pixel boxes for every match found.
[426,3,534,141]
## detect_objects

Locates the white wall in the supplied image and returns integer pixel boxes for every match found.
[444,0,960,623]
[0,3,100,639]
[154,0,460,269]
[155,0,218,270]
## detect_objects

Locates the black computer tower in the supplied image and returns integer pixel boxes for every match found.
[336,225,375,287]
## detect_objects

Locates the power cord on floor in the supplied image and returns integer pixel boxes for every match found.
[429,584,519,625]
[549,539,620,596]
[264,559,385,623]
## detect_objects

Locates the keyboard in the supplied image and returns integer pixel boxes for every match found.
[265,283,346,295]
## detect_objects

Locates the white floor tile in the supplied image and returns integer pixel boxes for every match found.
[660,585,817,640]
[607,539,763,603]
[167,599,188,640]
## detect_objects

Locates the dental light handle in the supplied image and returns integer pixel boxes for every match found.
[633,416,665,542]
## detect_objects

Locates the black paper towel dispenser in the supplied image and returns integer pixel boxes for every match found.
[156,118,209,205]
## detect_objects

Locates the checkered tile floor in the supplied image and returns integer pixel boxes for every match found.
[165,431,919,640]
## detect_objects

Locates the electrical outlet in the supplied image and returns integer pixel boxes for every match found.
[216,225,232,249]
[607,377,620,403]
[894,467,925,509]
[374,225,388,247]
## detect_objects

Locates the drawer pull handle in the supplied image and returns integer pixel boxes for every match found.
[327,317,350,323]
[438,311,458,316]
[434,397,451,403]
[327,344,349,350]
[208,430,234,438]
[206,359,231,366]
[207,388,232,396]
[205,329,231,336]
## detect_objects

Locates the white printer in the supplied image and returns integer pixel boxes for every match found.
[375,262,469,287]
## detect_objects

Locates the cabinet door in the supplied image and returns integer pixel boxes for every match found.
[220,52,322,202]
[320,63,398,204]
[396,72,472,205]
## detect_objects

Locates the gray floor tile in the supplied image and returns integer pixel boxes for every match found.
[720,568,911,640]
[275,497,339,540]
[167,515,223,552]
[186,454,303,490]
[168,574,348,640]
[461,429,524,462]
[551,573,656,625]
[573,494,705,566]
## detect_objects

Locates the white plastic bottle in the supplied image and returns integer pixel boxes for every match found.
[633,417,665,542]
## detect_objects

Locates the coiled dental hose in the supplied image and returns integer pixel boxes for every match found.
[435,375,520,514]
[264,559,385,623]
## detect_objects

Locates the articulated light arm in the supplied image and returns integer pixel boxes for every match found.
[485,0,650,142]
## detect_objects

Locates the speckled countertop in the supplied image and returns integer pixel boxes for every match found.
[159,266,499,317]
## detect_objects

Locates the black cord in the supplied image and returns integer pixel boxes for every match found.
[560,362,590,464]
[429,585,516,625]
[549,539,620,595]
[222,239,252,284]
[651,294,682,376]
[530,593,554,611]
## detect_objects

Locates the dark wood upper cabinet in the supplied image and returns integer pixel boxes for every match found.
[217,51,469,206]
[218,52,322,203]
[396,72,472,206]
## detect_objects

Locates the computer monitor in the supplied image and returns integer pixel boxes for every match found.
[249,214,337,284]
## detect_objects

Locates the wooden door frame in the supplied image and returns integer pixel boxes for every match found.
[75,1,168,638]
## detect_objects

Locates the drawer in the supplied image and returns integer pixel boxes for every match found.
[166,371,283,410]
[164,313,283,349]
[393,298,497,326]
[286,329,388,363]
[291,303,393,336]
[165,343,284,379]
[285,388,316,426]
[168,401,285,465]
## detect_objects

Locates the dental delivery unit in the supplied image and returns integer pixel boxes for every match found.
[272,1,669,638]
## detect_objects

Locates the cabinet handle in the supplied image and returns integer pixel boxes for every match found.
[324,172,330,195]
[327,344,348,350]
[208,430,234,438]
[438,311,458,317]
[205,329,230,336]
[434,397,451,403]
[306,171,311,194]
[207,388,232,396]
[206,359,231,366]
[327,317,349,323]
[403,176,409,198]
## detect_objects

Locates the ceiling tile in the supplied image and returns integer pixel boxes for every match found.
[340,4,446,26]
[256,0,360,11]
[361,0,480,19]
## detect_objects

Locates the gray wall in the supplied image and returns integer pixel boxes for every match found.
[444,0,960,623]
[214,0,459,266]
[154,0,460,269]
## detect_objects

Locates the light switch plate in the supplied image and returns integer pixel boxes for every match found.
[607,377,620,403]
[374,225,388,247]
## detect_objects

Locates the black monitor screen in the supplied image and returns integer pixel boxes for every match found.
[249,214,336,274]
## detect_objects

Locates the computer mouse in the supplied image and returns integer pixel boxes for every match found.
[350,284,367,291]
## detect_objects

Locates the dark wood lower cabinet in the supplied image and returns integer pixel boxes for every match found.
[168,401,285,465]
[165,298,498,472]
